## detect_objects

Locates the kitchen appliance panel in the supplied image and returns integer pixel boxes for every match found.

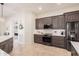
[66,22,79,50]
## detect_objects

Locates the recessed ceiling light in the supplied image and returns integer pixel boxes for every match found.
[38,6,42,11]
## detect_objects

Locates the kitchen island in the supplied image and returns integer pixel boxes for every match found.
[0,36,13,55]
[0,49,9,56]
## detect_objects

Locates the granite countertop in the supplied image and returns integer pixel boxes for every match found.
[0,49,9,56]
[0,36,12,43]
[34,33,65,37]
[71,41,79,55]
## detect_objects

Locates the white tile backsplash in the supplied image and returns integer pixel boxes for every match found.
[34,29,52,34]
[34,29,65,37]
[52,29,65,36]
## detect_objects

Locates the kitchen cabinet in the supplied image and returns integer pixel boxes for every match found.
[34,34,65,48]
[36,10,79,29]
[64,10,79,22]
[34,34,43,44]
[66,40,71,51]
[34,34,52,46]
[71,44,78,56]
[0,37,13,53]
[36,15,65,29]
[36,17,52,29]
[52,15,65,29]
[51,36,65,48]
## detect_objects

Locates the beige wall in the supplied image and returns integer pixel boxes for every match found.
[0,22,6,35]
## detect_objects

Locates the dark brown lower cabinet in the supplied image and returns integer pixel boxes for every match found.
[0,37,13,53]
[71,45,78,56]
[34,34,43,44]
[34,34,52,46]
[51,36,65,48]
[34,34,65,48]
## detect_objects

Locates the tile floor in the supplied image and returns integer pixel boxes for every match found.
[10,42,71,56]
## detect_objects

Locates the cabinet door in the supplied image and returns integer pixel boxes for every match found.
[0,38,13,53]
[64,11,79,22]
[52,36,65,48]
[43,17,52,25]
[71,45,78,56]
[3,43,9,53]
[0,42,8,53]
[9,39,13,53]
[7,38,13,53]
[36,17,52,29]
[52,16,58,29]
[34,35,43,43]
[52,15,65,29]
[36,19,43,29]
[58,15,65,29]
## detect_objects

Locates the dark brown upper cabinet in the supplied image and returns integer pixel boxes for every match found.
[36,15,65,29]
[52,15,65,29]
[64,10,79,22]
[36,17,52,29]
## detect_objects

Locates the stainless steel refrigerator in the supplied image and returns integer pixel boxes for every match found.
[66,22,79,50]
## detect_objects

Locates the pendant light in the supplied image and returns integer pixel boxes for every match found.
[0,3,5,22]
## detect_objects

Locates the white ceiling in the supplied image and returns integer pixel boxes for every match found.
[0,3,79,17]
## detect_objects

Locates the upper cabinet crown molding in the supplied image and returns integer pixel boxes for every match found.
[64,10,79,22]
